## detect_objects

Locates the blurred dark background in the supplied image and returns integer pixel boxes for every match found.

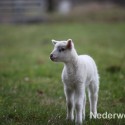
[0,0,125,24]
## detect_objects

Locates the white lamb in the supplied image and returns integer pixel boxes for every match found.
[50,39,99,125]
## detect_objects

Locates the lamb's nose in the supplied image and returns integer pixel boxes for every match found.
[50,54,53,59]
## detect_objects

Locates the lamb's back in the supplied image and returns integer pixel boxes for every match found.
[78,55,98,81]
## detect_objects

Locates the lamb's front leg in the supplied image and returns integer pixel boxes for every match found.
[75,87,85,125]
[64,87,74,121]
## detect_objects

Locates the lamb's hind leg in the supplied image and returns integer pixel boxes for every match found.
[88,80,99,119]
[83,93,86,120]
[64,87,74,121]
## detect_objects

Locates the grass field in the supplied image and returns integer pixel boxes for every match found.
[0,23,125,125]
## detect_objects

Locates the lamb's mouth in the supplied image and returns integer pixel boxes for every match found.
[50,57,57,61]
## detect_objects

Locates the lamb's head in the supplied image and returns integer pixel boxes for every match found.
[50,39,76,63]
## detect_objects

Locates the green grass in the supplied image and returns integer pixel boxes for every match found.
[0,23,125,125]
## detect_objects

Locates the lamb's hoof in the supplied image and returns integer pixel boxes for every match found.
[66,117,74,122]
[75,122,82,125]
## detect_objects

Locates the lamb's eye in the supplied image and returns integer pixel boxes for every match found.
[61,48,65,51]
[59,48,65,52]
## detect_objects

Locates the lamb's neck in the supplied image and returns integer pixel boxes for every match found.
[64,50,78,73]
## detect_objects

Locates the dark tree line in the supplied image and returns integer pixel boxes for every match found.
[46,0,125,12]
[47,0,54,12]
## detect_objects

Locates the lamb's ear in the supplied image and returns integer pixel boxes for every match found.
[66,39,73,49]
[52,39,57,45]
